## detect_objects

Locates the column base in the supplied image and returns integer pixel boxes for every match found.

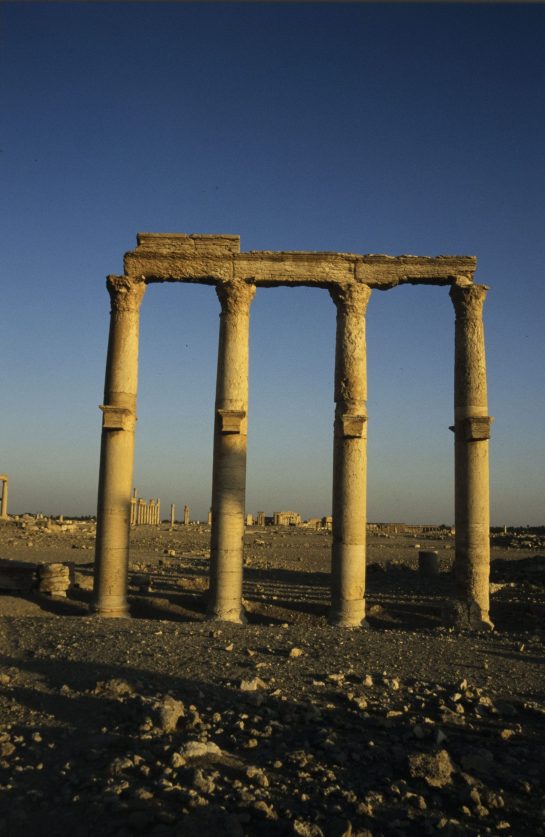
[329,602,367,628]
[206,606,247,625]
[90,597,130,618]
[442,599,494,631]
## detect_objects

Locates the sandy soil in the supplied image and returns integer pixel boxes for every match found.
[0,521,543,836]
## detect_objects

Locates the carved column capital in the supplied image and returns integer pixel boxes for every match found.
[450,283,489,319]
[107,275,147,314]
[329,282,372,314]
[216,280,256,314]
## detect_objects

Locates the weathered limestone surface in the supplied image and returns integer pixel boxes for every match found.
[450,284,493,630]
[208,280,255,623]
[37,562,72,598]
[123,234,476,290]
[330,284,372,627]
[93,276,146,617]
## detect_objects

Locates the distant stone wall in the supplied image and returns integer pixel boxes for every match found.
[368,523,453,536]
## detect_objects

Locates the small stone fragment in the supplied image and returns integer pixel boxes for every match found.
[408,749,455,788]
[246,766,269,787]
[181,741,222,759]
[239,677,267,692]
[93,678,135,697]
[156,695,185,732]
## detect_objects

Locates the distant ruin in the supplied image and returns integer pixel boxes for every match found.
[273,511,302,526]
[93,234,492,630]
[130,490,160,527]
[0,476,8,521]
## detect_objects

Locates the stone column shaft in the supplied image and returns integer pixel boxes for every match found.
[208,280,256,622]
[329,284,371,627]
[0,477,8,520]
[450,283,493,629]
[93,276,146,617]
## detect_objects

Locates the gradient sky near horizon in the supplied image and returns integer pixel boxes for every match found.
[1,2,544,525]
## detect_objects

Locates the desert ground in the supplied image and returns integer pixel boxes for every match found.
[0,519,543,836]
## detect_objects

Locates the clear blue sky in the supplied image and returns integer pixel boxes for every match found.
[1,3,544,525]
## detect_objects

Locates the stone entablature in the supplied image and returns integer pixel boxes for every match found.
[124,233,476,289]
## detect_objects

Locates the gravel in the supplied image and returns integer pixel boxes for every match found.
[0,522,543,836]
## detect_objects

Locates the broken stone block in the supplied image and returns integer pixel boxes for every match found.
[0,559,36,593]
[37,563,73,597]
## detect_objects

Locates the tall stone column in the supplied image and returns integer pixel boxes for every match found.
[329,283,372,627]
[0,477,8,520]
[450,283,493,629]
[208,280,256,622]
[93,276,146,617]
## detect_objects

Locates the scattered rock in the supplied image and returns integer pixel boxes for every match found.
[239,677,267,692]
[181,741,222,760]
[407,749,455,788]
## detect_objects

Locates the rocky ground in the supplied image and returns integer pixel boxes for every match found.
[0,520,543,836]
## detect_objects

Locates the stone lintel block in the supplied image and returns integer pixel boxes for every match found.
[234,252,356,285]
[124,253,234,283]
[218,409,246,434]
[100,405,136,432]
[355,255,476,288]
[0,559,37,593]
[341,413,367,438]
[463,416,493,441]
[136,233,240,254]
